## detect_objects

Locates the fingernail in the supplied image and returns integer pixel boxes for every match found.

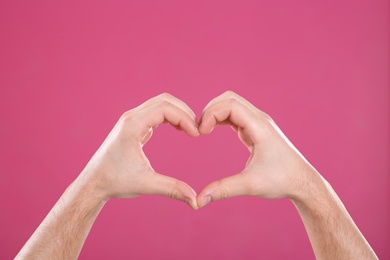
[201,195,212,208]
[192,124,200,136]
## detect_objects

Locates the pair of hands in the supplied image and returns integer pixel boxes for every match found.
[17,91,378,260]
[82,91,315,210]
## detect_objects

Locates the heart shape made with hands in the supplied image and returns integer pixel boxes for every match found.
[139,93,255,210]
[100,92,299,211]
[118,92,299,211]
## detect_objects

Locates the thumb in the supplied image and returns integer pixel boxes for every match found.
[197,173,249,208]
[143,173,198,210]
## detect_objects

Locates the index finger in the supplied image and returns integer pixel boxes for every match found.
[140,100,199,138]
[199,98,255,135]
[135,93,197,122]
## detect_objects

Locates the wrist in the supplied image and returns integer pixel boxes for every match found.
[289,166,330,209]
[72,168,111,205]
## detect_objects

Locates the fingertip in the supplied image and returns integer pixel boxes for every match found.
[185,197,199,210]
[198,121,214,135]
[198,195,212,208]
[191,124,200,137]
[182,120,200,137]
[178,182,198,209]
[198,113,218,135]
[189,126,200,137]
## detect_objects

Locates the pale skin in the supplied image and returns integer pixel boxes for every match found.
[15,92,378,259]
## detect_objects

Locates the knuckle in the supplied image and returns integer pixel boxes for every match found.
[167,180,181,200]
[168,188,179,200]
[216,180,230,200]
[158,100,171,108]
[223,90,237,97]
[219,187,230,200]
[261,111,273,122]
[158,92,172,100]
[252,117,275,141]
[120,110,135,123]
[227,97,239,106]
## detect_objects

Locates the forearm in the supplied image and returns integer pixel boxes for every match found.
[291,169,377,260]
[16,172,107,260]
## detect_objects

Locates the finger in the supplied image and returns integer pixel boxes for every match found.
[141,101,199,137]
[136,93,197,122]
[201,91,259,118]
[143,173,198,210]
[199,98,254,135]
[197,173,250,208]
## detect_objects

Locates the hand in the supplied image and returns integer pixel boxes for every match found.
[80,93,199,209]
[197,91,319,207]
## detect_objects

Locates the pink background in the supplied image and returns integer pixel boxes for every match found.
[0,1,389,259]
